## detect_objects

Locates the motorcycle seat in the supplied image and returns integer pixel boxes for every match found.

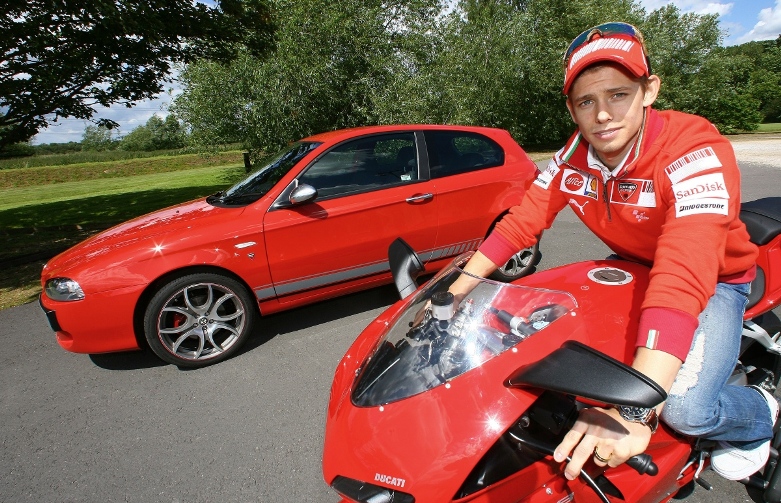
[740,197,781,246]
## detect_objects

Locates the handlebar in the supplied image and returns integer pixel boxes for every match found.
[626,453,658,476]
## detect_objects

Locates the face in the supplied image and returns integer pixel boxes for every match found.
[566,64,660,169]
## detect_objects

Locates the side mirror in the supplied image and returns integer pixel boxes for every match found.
[289,184,318,205]
[507,341,667,408]
[388,238,424,299]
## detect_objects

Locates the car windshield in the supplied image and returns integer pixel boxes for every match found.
[351,253,577,407]
[215,141,321,205]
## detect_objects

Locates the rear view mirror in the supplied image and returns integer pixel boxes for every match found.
[507,341,667,408]
[289,184,318,205]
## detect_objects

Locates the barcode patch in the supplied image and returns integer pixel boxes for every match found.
[665,147,722,184]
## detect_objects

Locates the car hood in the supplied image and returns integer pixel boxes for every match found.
[44,199,245,277]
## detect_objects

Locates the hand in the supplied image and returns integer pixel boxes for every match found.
[553,407,653,480]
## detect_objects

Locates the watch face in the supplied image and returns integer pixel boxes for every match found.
[620,406,651,421]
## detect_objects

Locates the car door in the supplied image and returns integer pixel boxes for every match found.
[422,130,529,262]
[262,131,439,303]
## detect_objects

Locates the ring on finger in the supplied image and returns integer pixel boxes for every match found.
[594,447,612,463]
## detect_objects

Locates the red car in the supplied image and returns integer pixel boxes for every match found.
[39,125,539,367]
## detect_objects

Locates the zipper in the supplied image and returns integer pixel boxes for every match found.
[603,177,612,222]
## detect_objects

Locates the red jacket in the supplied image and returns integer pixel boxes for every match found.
[481,108,758,361]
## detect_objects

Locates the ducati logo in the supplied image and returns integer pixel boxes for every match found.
[618,182,637,201]
[375,472,407,488]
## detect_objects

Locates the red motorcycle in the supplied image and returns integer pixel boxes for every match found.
[322,197,781,503]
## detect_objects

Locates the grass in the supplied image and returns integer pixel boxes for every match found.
[756,123,781,133]
[0,151,243,189]
[0,154,247,310]
[0,144,243,170]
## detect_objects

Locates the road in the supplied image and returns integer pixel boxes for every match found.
[1,136,780,503]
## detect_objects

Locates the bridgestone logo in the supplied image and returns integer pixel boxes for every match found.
[569,38,635,69]
[674,197,729,217]
[680,203,724,211]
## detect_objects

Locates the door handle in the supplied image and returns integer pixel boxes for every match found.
[406,193,434,203]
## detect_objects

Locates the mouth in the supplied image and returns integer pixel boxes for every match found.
[593,128,620,141]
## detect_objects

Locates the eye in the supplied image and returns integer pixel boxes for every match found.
[578,99,594,108]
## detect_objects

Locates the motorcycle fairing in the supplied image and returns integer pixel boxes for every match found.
[323,257,673,502]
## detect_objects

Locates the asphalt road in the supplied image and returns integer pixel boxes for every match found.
[2,136,780,503]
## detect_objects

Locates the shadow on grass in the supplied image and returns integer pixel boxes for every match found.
[0,181,238,311]
[0,184,229,231]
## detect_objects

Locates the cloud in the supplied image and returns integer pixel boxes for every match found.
[737,0,781,43]
[32,81,182,145]
[639,0,734,16]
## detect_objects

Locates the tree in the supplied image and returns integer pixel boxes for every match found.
[724,39,781,123]
[81,125,117,152]
[175,0,764,151]
[119,114,187,151]
[173,0,443,155]
[0,0,274,152]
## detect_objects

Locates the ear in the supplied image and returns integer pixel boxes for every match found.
[642,75,661,107]
[565,98,577,124]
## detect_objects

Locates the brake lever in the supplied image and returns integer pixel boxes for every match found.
[509,432,658,503]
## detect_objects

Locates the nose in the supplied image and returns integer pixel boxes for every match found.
[596,106,612,123]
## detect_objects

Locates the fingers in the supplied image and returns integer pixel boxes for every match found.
[554,419,593,480]
[553,408,634,480]
[592,446,613,467]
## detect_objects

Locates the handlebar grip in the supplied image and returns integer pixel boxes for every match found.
[625,453,658,476]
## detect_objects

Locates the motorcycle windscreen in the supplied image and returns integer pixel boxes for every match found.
[351,253,577,407]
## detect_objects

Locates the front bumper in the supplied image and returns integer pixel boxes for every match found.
[38,285,144,354]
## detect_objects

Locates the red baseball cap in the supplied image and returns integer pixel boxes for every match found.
[563,22,651,95]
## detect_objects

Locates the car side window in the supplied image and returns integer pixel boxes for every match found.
[425,131,504,179]
[299,133,418,198]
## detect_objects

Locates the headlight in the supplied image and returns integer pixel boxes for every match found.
[44,278,85,301]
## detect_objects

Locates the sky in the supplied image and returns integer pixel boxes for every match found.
[31,0,781,145]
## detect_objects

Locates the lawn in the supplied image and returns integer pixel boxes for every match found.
[756,123,781,133]
[0,153,246,310]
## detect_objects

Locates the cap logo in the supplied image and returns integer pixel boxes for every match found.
[568,38,636,70]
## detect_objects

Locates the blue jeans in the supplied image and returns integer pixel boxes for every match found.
[661,282,774,448]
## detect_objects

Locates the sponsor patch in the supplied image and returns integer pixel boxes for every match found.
[609,179,656,207]
[675,197,729,217]
[672,173,730,202]
[533,159,560,190]
[665,147,722,184]
[560,169,598,200]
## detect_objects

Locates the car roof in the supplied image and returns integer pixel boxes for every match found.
[300,124,508,143]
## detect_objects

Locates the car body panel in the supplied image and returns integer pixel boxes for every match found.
[40,125,538,356]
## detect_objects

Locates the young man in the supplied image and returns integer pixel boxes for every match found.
[449,22,776,481]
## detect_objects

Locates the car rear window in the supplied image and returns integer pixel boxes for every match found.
[425,131,504,179]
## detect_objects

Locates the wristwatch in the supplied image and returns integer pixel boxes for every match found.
[616,406,659,434]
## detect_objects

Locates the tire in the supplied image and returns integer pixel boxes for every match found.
[143,273,258,368]
[489,241,541,282]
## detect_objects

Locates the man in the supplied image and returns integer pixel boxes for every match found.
[449,22,776,481]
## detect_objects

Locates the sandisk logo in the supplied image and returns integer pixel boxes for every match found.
[375,473,406,488]
[672,173,729,202]
[565,174,584,191]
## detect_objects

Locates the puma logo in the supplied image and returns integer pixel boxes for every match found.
[570,198,588,215]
